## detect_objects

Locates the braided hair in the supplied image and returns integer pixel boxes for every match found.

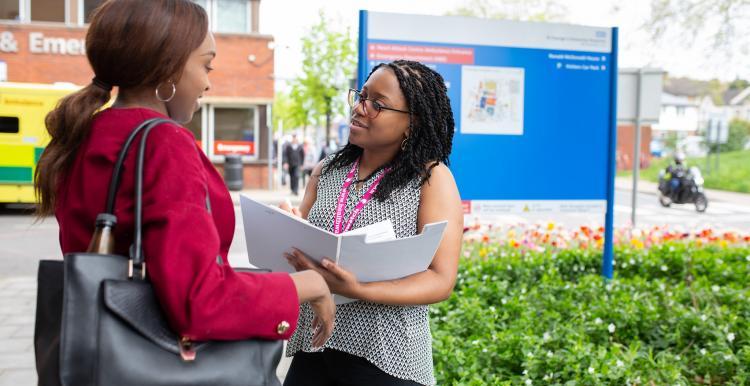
[323,60,455,201]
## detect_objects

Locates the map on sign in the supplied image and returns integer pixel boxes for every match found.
[461,65,525,135]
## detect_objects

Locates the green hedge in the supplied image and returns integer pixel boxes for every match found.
[431,244,750,385]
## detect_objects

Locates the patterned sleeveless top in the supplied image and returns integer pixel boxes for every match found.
[286,155,435,386]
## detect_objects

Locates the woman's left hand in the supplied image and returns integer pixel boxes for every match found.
[285,248,363,299]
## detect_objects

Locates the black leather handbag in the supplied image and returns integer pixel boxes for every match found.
[34,118,283,386]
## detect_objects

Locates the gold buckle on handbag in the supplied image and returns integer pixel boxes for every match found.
[179,337,196,361]
[128,261,147,279]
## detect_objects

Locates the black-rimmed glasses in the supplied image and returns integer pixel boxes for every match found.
[348,89,410,119]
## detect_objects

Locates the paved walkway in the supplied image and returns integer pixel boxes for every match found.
[0,277,37,386]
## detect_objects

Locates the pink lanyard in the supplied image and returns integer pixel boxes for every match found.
[333,158,390,234]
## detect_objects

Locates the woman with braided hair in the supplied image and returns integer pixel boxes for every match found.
[282,60,464,386]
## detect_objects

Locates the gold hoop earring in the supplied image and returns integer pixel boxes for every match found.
[155,82,176,102]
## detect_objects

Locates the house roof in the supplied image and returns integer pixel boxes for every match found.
[662,92,698,107]
[727,86,750,105]
[663,77,711,97]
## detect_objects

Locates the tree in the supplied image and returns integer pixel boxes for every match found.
[644,0,749,60]
[728,78,750,91]
[446,0,568,22]
[706,119,750,153]
[272,91,309,134]
[287,11,356,144]
[710,119,750,153]
[664,132,680,153]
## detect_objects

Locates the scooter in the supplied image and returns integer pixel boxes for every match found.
[658,166,708,212]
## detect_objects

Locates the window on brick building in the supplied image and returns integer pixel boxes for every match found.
[0,0,67,23]
[184,104,260,160]
[82,0,106,23]
[193,0,251,34]
[31,0,65,22]
[212,106,257,157]
[185,106,206,150]
[0,1,21,20]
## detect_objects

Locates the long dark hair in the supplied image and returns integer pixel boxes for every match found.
[34,0,208,216]
[324,60,455,201]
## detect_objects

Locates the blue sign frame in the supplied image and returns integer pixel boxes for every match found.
[357,11,618,279]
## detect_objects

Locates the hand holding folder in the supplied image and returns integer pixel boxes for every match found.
[240,195,447,304]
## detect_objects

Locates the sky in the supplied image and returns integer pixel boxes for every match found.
[258,0,749,91]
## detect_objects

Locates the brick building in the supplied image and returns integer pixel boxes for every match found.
[0,0,275,188]
[616,124,652,171]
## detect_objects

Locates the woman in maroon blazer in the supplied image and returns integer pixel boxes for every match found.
[34,0,334,346]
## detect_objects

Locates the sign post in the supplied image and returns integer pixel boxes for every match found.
[616,68,664,227]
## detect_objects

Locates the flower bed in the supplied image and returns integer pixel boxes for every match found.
[431,229,749,385]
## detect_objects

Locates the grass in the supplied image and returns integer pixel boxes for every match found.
[618,150,750,194]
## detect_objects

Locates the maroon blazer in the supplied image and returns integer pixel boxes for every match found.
[56,107,299,341]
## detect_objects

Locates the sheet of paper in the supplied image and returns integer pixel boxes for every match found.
[342,219,396,243]
[240,195,339,273]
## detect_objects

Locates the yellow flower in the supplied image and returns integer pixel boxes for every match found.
[630,238,644,249]
[479,247,488,258]
[547,222,555,231]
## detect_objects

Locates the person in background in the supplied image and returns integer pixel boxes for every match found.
[301,139,317,187]
[283,133,305,195]
[318,139,336,162]
[665,152,687,197]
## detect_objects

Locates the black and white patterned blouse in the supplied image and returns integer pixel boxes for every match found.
[286,155,435,386]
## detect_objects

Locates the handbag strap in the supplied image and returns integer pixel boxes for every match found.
[94,117,174,279]
[104,118,173,216]
[132,118,186,271]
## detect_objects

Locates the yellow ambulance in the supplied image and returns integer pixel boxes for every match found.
[0,82,80,204]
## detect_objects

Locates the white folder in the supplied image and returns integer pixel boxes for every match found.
[240,195,448,304]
